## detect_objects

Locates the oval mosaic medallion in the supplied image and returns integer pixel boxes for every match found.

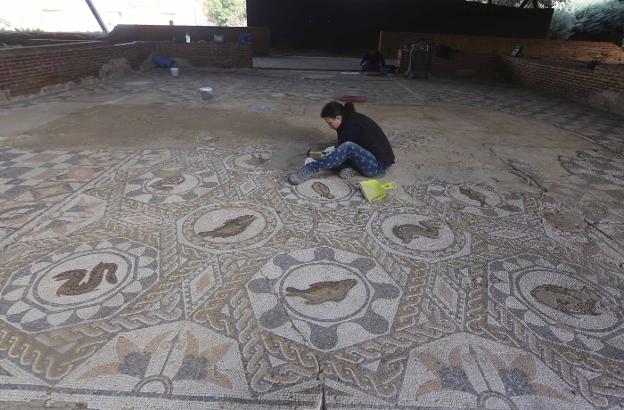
[247,247,402,351]
[279,178,364,209]
[488,254,624,360]
[426,182,524,217]
[0,238,159,332]
[125,163,219,205]
[367,208,470,261]
[32,251,132,308]
[279,262,370,323]
[232,153,273,172]
[180,202,281,253]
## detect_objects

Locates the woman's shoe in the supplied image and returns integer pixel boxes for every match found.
[288,165,315,185]
[338,167,357,179]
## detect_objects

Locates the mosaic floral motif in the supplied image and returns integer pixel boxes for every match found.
[58,321,251,398]
[399,333,592,409]
[279,178,365,210]
[366,207,471,261]
[247,246,401,351]
[488,254,624,360]
[0,238,159,331]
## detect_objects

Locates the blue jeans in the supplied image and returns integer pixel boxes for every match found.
[307,141,388,177]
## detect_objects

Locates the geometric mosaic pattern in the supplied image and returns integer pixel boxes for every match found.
[1,68,623,408]
[0,141,621,408]
[247,246,402,351]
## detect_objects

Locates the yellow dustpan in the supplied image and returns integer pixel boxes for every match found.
[359,180,396,201]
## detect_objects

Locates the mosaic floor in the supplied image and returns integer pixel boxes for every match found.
[0,65,623,409]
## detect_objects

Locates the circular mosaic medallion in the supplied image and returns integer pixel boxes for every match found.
[144,174,201,195]
[488,254,624,359]
[279,262,370,323]
[447,185,503,207]
[367,208,470,261]
[232,153,273,172]
[427,182,524,217]
[247,247,401,351]
[179,202,281,253]
[560,150,624,186]
[125,163,219,204]
[0,238,159,332]
[516,269,619,332]
[32,251,132,307]
[279,178,364,209]
[223,145,276,174]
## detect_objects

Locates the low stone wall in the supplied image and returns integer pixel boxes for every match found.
[503,56,624,114]
[107,25,270,55]
[380,31,624,65]
[397,49,501,77]
[0,41,252,99]
[155,42,252,68]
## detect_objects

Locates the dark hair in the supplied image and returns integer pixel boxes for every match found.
[320,101,355,119]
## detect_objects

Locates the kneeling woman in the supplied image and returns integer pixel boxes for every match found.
[288,102,395,185]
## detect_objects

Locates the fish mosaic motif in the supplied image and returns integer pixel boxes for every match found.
[311,182,335,200]
[393,220,442,243]
[530,284,604,316]
[459,186,488,206]
[54,262,118,297]
[285,278,357,305]
[245,154,270,166]
[149,175,186,191]
[198,214,257,239]
[497,203,522,212]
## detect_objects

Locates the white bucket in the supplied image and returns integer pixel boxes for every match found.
[199,86,213,100]
[170,67,179,77]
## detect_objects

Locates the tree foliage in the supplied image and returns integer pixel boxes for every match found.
[203,0,247,26]
[0,18,10,30]
[549,0,624,40]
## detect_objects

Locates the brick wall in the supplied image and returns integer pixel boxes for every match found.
[397,49,501,77]
[0,42,152,97]
[380,31,624,65]
[0,41,252,99]
[108,25,270,55]
[156,42,252,68]
[503,56,624,113]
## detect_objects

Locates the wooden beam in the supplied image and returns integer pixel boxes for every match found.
[84,0,108,33]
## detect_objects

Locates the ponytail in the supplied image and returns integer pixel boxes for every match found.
[320,101,356,119]
[343,102,355,116]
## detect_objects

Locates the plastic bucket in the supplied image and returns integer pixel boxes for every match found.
[199,86,213,100]
[359,180,396,201]
[170,67,179,77]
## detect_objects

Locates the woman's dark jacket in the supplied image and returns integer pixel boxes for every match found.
[336,112,395,166]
